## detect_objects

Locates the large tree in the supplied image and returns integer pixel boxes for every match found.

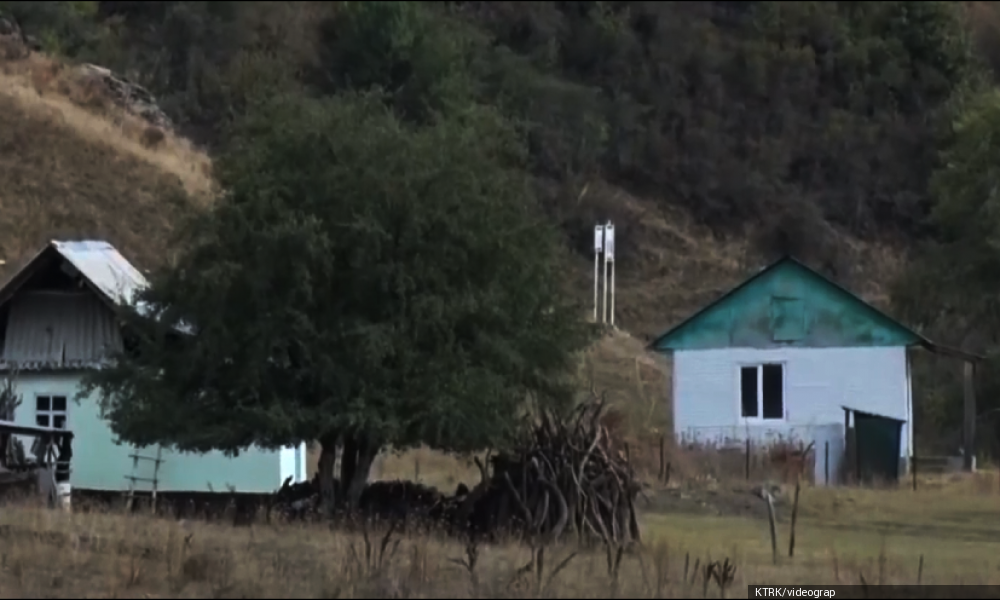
[80,90,593,510]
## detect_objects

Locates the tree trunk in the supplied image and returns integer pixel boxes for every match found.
[340,436,359,498]
[318,432,340,518]
[343,435,379,511]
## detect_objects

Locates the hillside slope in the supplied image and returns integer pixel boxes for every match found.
[0,52,212,279]
[0,46,909,356]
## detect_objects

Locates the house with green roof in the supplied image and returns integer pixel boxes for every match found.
[648,256,978,485]
[0,240,309,495]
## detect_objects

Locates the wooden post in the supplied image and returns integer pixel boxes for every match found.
[745,438,751,480]
[824,441,830,486]
[764,489,778,565]
[788,479,801,558]
[843,409,850,485]
[964,361,976,472]
[659,435,665,482]
[911,455,917,491]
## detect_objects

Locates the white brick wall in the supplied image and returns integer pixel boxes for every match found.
[673,346,912,462]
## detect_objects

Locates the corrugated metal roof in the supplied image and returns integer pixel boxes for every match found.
[0,291,123,370]
[51,240,149,307]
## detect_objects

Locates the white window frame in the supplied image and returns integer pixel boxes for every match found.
[34,393,68,430]
[737,362,786,422]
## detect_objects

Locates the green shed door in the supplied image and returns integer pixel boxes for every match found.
[854,412,903,484]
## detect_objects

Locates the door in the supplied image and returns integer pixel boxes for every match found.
[854,412,903,484]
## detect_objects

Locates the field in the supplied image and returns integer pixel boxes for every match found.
[2,471,999,598]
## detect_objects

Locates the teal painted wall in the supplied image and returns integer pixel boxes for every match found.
[653,260,921,351]
[9,371,290,493]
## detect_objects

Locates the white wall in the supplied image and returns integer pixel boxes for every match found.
[673,346,910,482]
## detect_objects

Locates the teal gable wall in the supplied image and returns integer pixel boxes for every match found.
[652,258,921,351]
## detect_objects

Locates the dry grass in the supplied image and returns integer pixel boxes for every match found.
[0,51,214,279]
[3,472,1000,597]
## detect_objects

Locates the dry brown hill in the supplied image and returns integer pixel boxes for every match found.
[0,52,213,279]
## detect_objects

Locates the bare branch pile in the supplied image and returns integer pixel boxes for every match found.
[458,394,641,546]
[271,395,642,546]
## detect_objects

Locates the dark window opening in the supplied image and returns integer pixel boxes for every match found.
[740,364,784,420]
[35,395,68,430]
[762,364,784,419]
[740,366,758,418]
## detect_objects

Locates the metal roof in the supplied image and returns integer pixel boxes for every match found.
[0,240,150,314]
[50,240,149,307]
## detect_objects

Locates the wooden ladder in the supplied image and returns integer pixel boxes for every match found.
[125,445,163,513]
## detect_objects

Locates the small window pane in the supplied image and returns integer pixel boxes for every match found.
[36,415,49,427]
[36,396,50,411]
[762,364,784,419]
[740,367,758,418]
[52,397,67,412]
[53,415,66,430]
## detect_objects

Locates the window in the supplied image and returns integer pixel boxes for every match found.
[36,395,67,429]
[740,364,784,420]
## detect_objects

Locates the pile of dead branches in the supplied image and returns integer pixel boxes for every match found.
[458,395,642,546]
[269,395,642,546]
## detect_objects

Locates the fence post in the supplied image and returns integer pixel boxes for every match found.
[745,438,751,480]
[659,435,665,482]
[911,455,917,491]
[824,441,829,486]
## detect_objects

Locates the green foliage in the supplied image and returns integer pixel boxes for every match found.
[14,1,979,244]
[79,91,592,462]
[309,2,487,125]
[894,90,1000,333]
[893,89,1000,453]
[0,1,105,55]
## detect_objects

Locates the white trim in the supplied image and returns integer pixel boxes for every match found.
[736,361,787,423]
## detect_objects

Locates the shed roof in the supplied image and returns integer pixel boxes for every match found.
[841,406,907,424]
[647,255,982,362]
[0,240,149,312]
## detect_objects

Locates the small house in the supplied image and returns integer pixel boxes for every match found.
[648,256,978,485]
[0,240,308,494]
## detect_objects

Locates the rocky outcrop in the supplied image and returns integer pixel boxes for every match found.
[0,11,171,131]
[0,12,36,60]
[75,63,173,130]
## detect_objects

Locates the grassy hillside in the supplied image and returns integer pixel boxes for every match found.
[0,52,212,278]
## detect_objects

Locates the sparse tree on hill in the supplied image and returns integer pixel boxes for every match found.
[79,89,593,512]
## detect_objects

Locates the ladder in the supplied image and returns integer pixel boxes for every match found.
[125,444,163,513]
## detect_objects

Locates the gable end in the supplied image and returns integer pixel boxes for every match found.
[651,258,922,352]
